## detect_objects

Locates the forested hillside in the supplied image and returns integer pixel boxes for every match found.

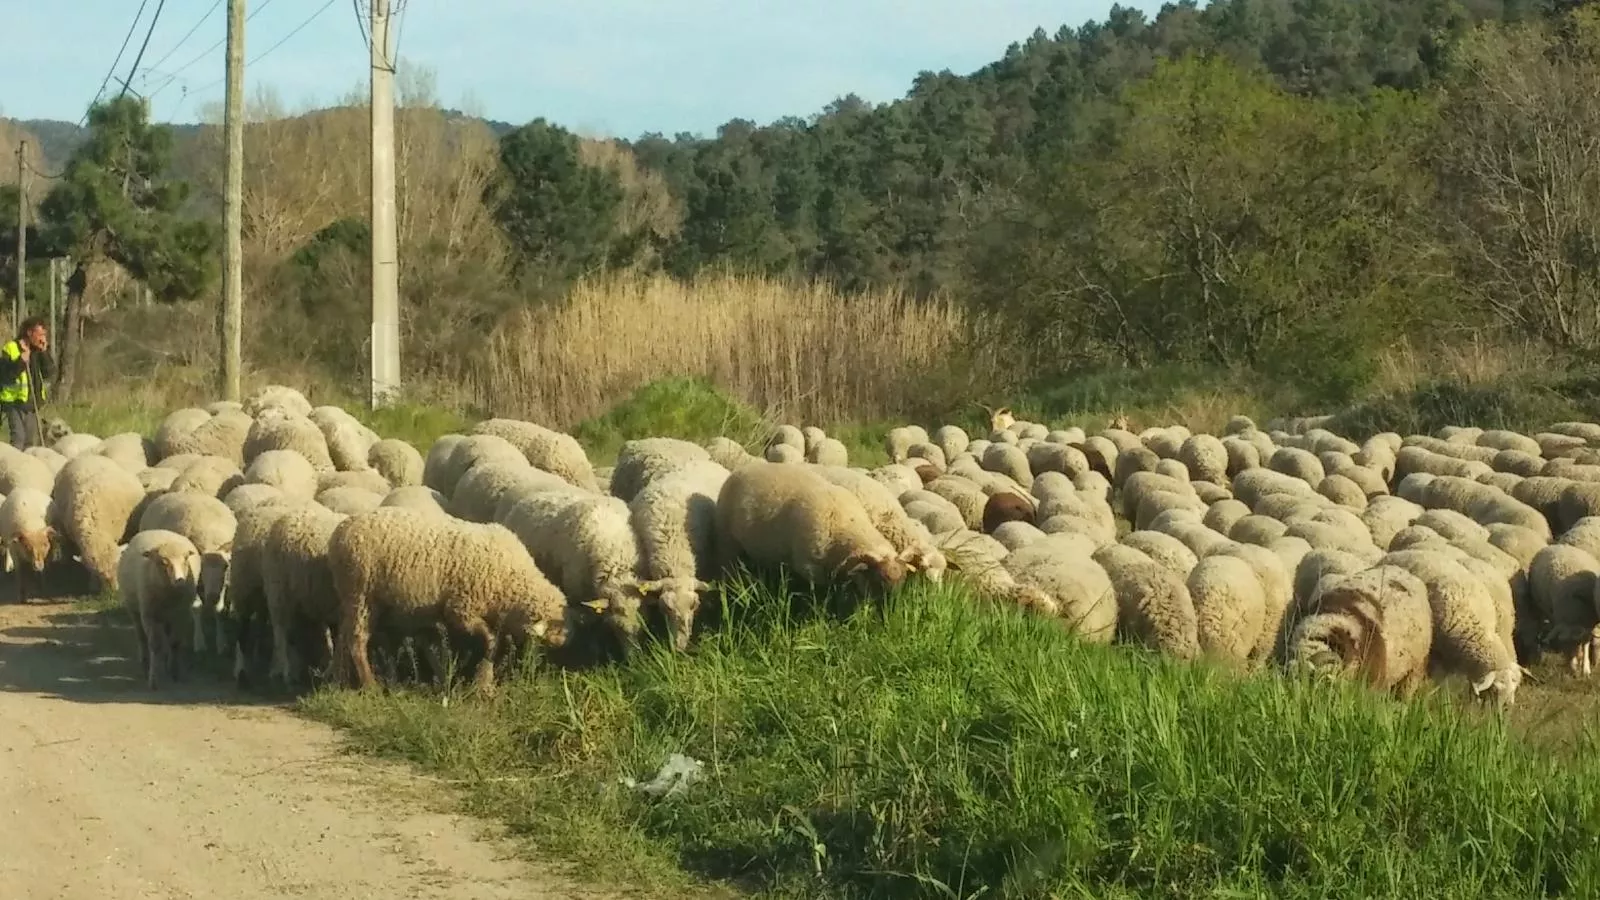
[2,0,1596,424]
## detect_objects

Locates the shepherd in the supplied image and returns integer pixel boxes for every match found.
[0,317,53,450]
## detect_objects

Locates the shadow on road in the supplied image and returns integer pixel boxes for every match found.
[0,602,283,708]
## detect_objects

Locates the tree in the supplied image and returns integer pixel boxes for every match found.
[489,119,630,285]
[36,96,218,399]
[971,53,1443,399]
[1433,9,1600,356]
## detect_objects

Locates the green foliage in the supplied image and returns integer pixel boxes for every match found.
[570,377,769,463]
[490,119,633,282]
[1328,370,1600,439]
[305,578,1600,899]
[37,96,219,302]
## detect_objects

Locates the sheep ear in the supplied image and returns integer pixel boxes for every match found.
[1519,665,1537,682]
[691,579,713,593]
[581,598,609,613]
[837,554,872,578]
[1471,672,1497,695]
[635,579,664,595]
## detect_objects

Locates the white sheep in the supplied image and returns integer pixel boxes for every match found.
[628,458,731,650]
[329,507,576,691]
[368,438,424,487]
[471,419,598,491]
[715,461,909,593]
[138,490,238,656]
[51,454,147,592]
[609,438,711,503]
[118,528,203,690]
[1286,565,1434,697]
[0,487,55,586]
[263,503,349,686]
[500,488,650,649]
[243,448,319,502]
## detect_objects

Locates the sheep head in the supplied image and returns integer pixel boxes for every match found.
[897,545,947,583]
[580,580,648,645]
[198,544,232,612]
[1470,666,1523,709]
[639,577,712,651]
[143,544,200,597]
[837,548,907,593]
[12,525,55,573]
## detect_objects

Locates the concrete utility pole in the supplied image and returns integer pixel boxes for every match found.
[14,140,26,327]
[368,0,401,408]
[219,0,245,402]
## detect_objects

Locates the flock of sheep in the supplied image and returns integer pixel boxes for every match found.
[6,385,1600,710]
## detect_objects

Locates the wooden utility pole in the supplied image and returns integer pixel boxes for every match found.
[52,257,66,343]
[219,0,246,402]
[47,258,57,340]
[369,0,400,408]
[14,140,26,328]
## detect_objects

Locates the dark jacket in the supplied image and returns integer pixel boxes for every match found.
[0,341,54,403]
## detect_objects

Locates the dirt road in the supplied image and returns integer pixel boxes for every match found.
[0,600,608,900]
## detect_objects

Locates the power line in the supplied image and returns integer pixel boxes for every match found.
[80,0,153,126]
[144,0,224,76]
[22,159,66,181]
[190,0,339,95]
[147,0,278,100]
[116,0,171,102]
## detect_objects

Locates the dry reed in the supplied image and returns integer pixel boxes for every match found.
[467,271,1009,428]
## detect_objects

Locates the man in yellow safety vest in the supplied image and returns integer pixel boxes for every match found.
[0,317,52,450]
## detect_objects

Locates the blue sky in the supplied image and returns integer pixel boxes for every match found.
[3,0,1164,139]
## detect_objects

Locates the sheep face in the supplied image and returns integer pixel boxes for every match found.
[641,577,711,651]
[199,549,231,610]
[898,546,947,583]
[580,582,648,645]
[144,546,201,600]
[503,604,574,653]
[12,526,54,573]
[838,549,908,594]
[1470,666,1524,709]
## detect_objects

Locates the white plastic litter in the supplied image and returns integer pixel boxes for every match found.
[620,753,705,799]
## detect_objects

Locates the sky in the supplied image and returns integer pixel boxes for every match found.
[2,0,1164,139]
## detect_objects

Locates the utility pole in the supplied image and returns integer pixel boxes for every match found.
[219,0,245,402]
[14,140,26,328]
[47,259,56,339]
[369,0,400,408]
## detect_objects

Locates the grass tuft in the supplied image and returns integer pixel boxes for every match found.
[303,577,1600,899]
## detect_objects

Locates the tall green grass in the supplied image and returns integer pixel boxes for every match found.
[304,577,1600,899]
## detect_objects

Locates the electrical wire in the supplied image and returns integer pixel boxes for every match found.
[116,0,171,101]
[147,0,279,100]
[80,0,153,126]
[189,0,339,95]
[143,0,224,77]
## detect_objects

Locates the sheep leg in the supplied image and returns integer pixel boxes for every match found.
[129,607,150,681]
[214,609,231,659]
[269,614,298,689]
[192,603,209,656]
[446,609,498,694]
[142,613,165,690]
[335,591,379,690]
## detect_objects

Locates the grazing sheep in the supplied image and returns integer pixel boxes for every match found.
[367,438,424,487]
[1187,554,1266,666]
[629,459,731,650]
[243,384,313,418]
[380,485,448,514]
[223,483,286,515]
[51,454,147,592]
[450,462,573,523]
[1287,565,1434,696]
[330,508,576,691]
[242,409,335,471]
[610,438,712,503]
[161,410,253,465]
[119,529,203,690]
[499,489,650,649]
[471,419,598,491]
[1000,540,1119,640]
[0,446,55,495]
[1091,543,1200,659]
[1381,549,1525,707]
[716,461,908,593]
[262,504,349,687]
[981,491,1035,534]
[154,408,211,457]
[172,455,245,499]
[243,449,319,502]
[317,486,385,516]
